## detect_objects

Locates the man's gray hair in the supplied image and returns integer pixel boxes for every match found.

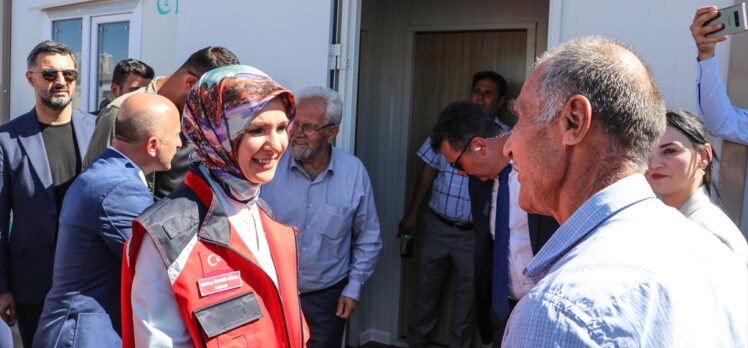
[296,86,343,125]
[534,36,666,170]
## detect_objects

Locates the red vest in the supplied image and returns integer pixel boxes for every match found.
[121,170,308,347]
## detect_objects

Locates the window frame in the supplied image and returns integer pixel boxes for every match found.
[43,1,142,113]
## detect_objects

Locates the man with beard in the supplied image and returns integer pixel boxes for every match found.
[261,86,382,348]
[0,40,96,347]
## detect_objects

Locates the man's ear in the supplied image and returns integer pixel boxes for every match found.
[559,94,592,146]
[146,136,159,156]
[473,137,488,154]
[26,71,35,86]
[110,83,120,98]
[185,74,198,90]
[326,125,340,144]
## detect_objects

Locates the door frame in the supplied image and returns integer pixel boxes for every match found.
[334,0,362,154]
[88,13,138,112]
[401,22,537,163]
[395,22,537,342]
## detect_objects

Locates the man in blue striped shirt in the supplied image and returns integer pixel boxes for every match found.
[501,36,747,347]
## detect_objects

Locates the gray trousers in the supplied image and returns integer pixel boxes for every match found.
[407,210,475,348]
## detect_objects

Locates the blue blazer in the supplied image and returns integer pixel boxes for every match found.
[0,108,95,304]
[468,176,558,345]
[34,148,154,347]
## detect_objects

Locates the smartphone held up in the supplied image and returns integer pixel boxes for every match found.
[706,3,748,37]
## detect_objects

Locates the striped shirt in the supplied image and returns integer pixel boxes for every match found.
[417,137,472,223]
[503,174,748,347]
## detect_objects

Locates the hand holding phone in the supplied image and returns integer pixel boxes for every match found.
[691,5,743,61]
[706,3,748,37]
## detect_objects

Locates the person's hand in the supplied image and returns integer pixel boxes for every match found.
[691,6,729,61]
[398,214,416,237]
[0,292,16,326]
[336,296,358,319]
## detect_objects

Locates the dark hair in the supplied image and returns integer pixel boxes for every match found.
[472,70,507,97]
[430,101,501,152]
[27,40,76,70]
[180,46,240,76]
[113,58,155,90]
[665,109,719,199]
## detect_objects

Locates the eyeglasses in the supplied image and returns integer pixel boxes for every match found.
[33,69,78,83]
[295,123,337,136]
[449,130,512,172]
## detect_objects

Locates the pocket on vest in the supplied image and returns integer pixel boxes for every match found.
[194,291,263,338]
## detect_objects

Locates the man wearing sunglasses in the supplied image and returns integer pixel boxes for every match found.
[400,71,508,348]
[83,46,239,199]
[0,40,97,347]
[431,102,557,347]
[261,87,382,348]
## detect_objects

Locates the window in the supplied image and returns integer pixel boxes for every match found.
[92,16,131,111]
[52,19,82,109]
[46,3,141,113]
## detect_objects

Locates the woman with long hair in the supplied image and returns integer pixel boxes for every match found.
[646,109,747,265]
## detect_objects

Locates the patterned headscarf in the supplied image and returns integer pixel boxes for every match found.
[182,65,295,203]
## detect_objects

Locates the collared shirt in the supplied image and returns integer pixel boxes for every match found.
[201,166,279,287]
[696,57,748,144]
[489,169,534,300]
[503,174,748,347]
[260,147,382,301]
[131,170,278,348]
[108,146,147,187]
[417,137,472,223]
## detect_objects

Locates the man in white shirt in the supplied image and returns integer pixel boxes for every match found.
[431,101,557,347]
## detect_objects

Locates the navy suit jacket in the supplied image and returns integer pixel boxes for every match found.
[0,108,95,304]
[34,148,154,347]
[468,176,559,345]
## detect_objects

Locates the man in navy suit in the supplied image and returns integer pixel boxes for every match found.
[431,102,558,347]
[0,40,97,347]
[34,93,181,347]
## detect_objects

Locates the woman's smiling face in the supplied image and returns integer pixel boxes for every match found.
[235,97,289,184]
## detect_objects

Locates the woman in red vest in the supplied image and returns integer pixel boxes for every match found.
[121,65,308,347]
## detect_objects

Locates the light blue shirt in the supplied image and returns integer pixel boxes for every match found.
[260,147,382,301]
[697,57,748,144]
[503,174,748,347]
[417,137,472,223]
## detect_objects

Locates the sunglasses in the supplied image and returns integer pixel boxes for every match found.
[126,60,143,70]
[449,130,512,172]
[450,140,473,172]
[34,69,78,83]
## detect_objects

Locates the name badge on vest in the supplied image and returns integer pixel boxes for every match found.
[198,271,243,297]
